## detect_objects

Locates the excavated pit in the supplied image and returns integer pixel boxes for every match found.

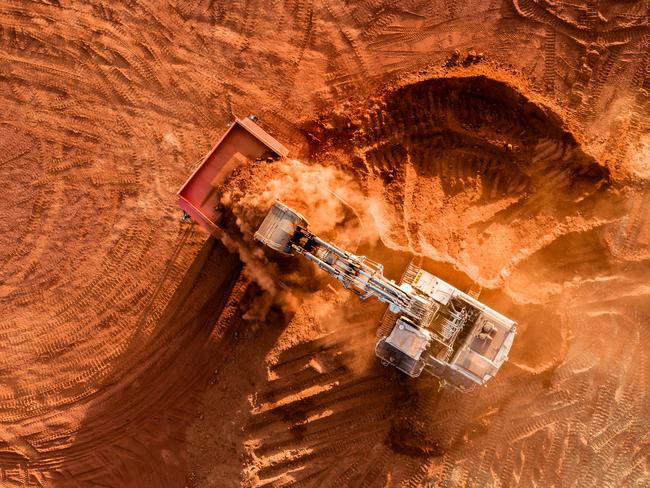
[304,75,614,290]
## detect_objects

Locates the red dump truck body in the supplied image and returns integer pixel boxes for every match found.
[177,117,289,236]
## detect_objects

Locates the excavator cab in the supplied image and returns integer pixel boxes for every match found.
[376,316,431,377]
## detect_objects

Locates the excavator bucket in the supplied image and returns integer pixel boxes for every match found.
[254,201,309,254]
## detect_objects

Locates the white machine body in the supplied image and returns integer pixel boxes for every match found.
[254,201,517,390]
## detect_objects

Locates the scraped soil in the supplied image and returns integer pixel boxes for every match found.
[1,1,649,487]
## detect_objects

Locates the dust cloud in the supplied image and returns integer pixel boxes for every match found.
[213,158,380,321]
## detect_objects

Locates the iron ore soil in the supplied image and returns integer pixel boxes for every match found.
[1,1,649,487]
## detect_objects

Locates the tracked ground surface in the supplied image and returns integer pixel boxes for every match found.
[1,1,649,487]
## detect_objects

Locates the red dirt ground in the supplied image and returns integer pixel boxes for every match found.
[1,1,649,487]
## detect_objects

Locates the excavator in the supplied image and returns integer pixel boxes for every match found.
[177,116,516,391]
[254,201,516,391]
